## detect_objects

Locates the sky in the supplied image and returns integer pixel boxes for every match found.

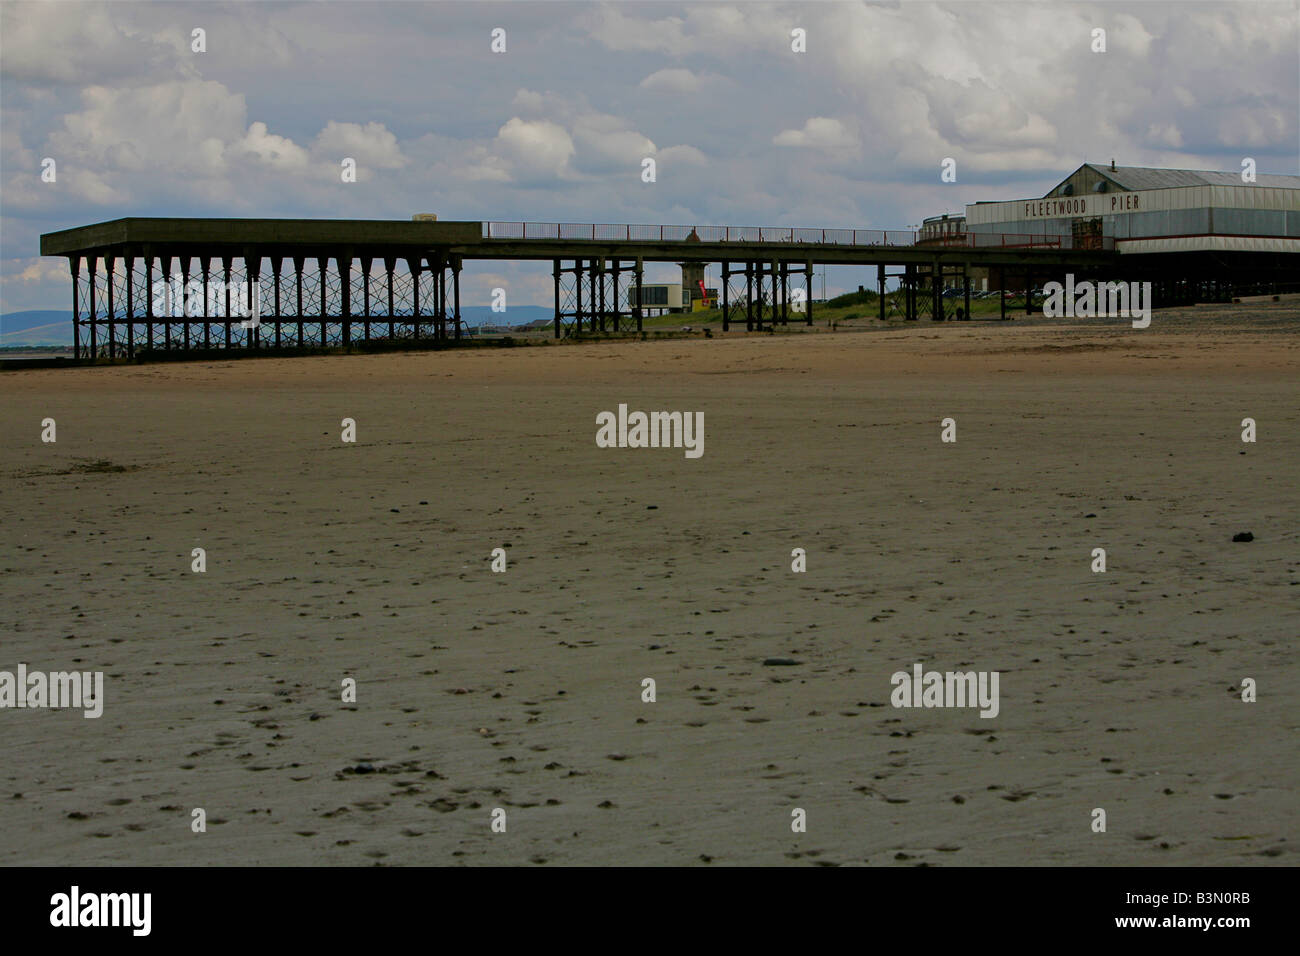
[2,0,1297,312]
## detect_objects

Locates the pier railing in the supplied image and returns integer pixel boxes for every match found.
[480,222,1111,250]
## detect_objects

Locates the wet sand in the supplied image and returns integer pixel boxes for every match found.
[1,302,1297,866]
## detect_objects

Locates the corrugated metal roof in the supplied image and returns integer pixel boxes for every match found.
[1086,164,1300,191]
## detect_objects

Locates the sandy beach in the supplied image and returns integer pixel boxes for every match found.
[1,303,1296,866]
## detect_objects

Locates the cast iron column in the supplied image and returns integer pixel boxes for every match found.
[70,257,81,359]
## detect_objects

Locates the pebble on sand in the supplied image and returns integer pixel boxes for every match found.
[1232,532,1254,542]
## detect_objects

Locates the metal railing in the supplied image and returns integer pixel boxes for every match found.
[480,222,1111,250]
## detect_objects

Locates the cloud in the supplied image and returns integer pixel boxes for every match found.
[582,3,775,57]
[511,88,551,114]
[2,257,68,285]
[1216,110,1291,150]
[571,115,657,173]
[657,144,708,167]
[48,80,249,175]
[639,68,703,95]
[0,4,193,86]
[492,117,576,182]
[2,0,1295,314]
[497,93,666,178]
[1109,13,1156,58]
[1146,122,1184,149]
[311,121,406,171]
[582,7,688,55]
[237,121,310,170]
[773,117,858,154]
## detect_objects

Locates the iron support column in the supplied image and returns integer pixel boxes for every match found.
[722,262,730,332]
[384,257,395,341]
[361,258,371,342]
[272,258,283,347]
[597,259,606,333]
[88,256,98,356]
[409,257,421,341]
[932,260,942,321]
[553,260,561,338]
[635,257,643,332]
[105,256,116,358]
[452,257,462,340]
[319,256,329,345]
[294,256,305,346]
[144,253,154,351]
[70,257,81,359]
[805,260,813,325]
[125,255,135,357]
[611,259,621,331]
[222,256,233,348]
[340,254,352,345]
[575,259,584,335]
[746,262,754,331]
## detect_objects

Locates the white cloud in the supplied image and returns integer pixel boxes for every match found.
[1217,109,1291,149]
[311,121,406,170]
[2,0,1295,315]
[493,117,576,181]
[571,115,656,173]
[1110,13,1156,58]
[1146,122,1184,149]
[496,94,664,179]
[639,68,703,95]
[237,121,310,170]
[583,7,688,55]
[583,3,776,57]
[2,257,68,285]
[657,145,708,167]
[773,117,858,154]
[0,5,193,85]
[49,80,249,175]
[511,89,551,114]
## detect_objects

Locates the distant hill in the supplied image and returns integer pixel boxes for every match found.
[0,306,555,348]
[2,310,68,333]
[458,305,552,327]
[1,312,71,347]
